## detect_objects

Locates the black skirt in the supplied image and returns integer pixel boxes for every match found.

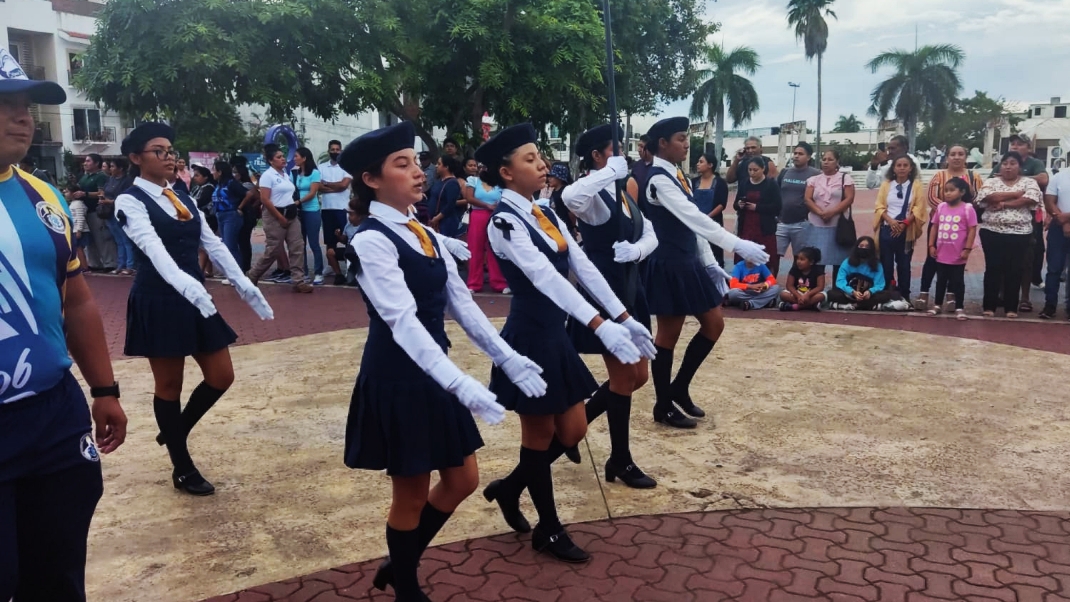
[567,288,651,356]
[490,322,597,416]
[124,291,237,358]
[643,255,723,316]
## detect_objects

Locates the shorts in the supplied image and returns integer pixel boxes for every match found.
[776,221,810,256]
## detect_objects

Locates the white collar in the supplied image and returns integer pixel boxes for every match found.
[652,156,679,172]
[133,177,172,197]
[368,200,414,224]
[500,188,534,213]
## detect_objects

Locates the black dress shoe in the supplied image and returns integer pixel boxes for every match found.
[155,432,165,446]
[672,388,706,418]
[172,470,215,496]
[653,408,697,429]
[532,525,590,563]
[372,559,393,591]
[483,479,531,533]
[605,459,657,489]
[564,446,582,464]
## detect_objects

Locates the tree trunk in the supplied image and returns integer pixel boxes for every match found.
[715,107,726,167]
[906,115,918,155]
[815,53,823,161]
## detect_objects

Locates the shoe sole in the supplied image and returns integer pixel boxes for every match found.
[653,416,697,429]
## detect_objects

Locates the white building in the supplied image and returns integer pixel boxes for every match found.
[1,0,128,179]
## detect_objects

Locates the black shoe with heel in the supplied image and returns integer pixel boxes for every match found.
[653,408,697,429]
[532,524,590,563]
[372,559,393,591]
[483,479,531,533]
[605,459,657,489]
[564,446,582,464]
[672,387,706,418]
[172,469,215,496]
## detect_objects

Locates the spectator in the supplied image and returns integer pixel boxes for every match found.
[191,164,217,279]
[926,177,977,320]
[828,237,907,310]
[928,144,940,169]
[293,147,324,284]
[547,162,577,238]
[319,139,353,285]
[803,149,855,281]
[175,157,191,188]
[68,187,90,269]
[74,153,116,270]
[991,133,1049,310]
[442,137,462,160]
[328,205,363,286]
[629,135,654,196]
[779,246,826,311]
[419,151,436,192]
[232,161,261,273]
[691,151,730,265]
[18,154,54,184]
[916,145,985,309]
[776,142,821,267]
[1041,166,1070,319]
[248,143,312,293]
[733,158,783,275]
[725,258,781,310]
[464,157,480,178]
[865,135,920,189]
[100,157,136,275]
[726,136,778,184]
[428,154,464,237]
[975,152,1042,317]
[211,160,248,268]
[873,155,926,300]
[462,162,508,293]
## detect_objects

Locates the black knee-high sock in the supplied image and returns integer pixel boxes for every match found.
[671,333,715,393]
[604,390,633,465]
[182,381,226,435]
[385,525,423,600]
[545,382,610,462]
[416,501,452,554]
[523,447,561,532]
[154,396,194,475]
[651,345,674,414]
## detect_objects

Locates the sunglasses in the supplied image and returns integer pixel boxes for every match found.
[896,183,904,199]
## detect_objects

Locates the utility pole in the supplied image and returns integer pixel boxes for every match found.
[789,82,801,123]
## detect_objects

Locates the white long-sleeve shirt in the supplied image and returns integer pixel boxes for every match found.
[561,163,658,260]
[351,201,516,389]
[115,177,246,301]
[488,189,628,325]
[645,156,741,254]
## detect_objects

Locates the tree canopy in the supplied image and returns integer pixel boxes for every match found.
[832,113,864,133]
[77,0,715,154]
[688,44,761,154]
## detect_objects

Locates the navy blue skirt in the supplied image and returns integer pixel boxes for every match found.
[124,291,237,358]
[643,255,723,316]
[344,370,484,477]
[490,321,597,415]
[566,288,651,356]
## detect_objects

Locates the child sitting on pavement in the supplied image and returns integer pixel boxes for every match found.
[828,236,910,311]
[725,258,782,310]
[779,246,826,311]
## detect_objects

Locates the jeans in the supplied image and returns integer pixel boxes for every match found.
[238,207,260,272]
[299,209,323,276]
[725,285,782,309]
[216,210,243,266]
[879,224,913,299]
[1044,225,1070,310]
[105,215,135,269]
[322,209,348,256]
[979,229,1030,313]
[775,221,810,257]
[919,221,938,293]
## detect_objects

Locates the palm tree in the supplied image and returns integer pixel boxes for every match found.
[866,44,964,153]
[832,113,864,133]
[786,0,837,158]
[688,44,760,157]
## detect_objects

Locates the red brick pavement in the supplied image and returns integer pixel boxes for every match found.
[204,507,1070,602]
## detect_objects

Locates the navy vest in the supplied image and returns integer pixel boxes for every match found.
[492,202,570,330]
[122,186,203,297]
[577,186,643,307]
[640,166,699,260]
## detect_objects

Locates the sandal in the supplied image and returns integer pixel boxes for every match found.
[927,307,941,316]
[955,309,967,321]
[982,311,995,317]
[1018,300,1033,313]
[1006,312,1018,319]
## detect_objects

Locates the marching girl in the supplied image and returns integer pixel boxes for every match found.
[337,122,548,602]
[558,123,659,489]
[638,117,768,429]
[476,124,655,563]
[114,123,274,496]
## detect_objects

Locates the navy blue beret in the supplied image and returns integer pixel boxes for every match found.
[121,122,174,156]
[474,123,537,167]
[644,116,689,148]
[575,123,623,159]
[338,121,415,175]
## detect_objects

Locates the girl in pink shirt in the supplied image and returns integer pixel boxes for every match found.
[927,177,978,319]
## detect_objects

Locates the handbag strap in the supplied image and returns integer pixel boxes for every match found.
[841,173,851,220]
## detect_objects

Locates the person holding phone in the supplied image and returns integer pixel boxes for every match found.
[726,136,778,184]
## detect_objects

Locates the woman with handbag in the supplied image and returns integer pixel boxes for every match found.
[804,149,856,283]
[247,144,313,293]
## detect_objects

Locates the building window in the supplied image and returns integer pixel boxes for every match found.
[68,53,82,83]
[1056,106,1067,119]
[72,108,103,141]
[1035,107,1043,116]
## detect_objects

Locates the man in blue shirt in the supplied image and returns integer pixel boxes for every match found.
[0,47,127,602]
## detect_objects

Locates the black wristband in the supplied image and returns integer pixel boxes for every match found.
[90,382,120,399]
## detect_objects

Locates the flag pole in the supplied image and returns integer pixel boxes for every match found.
[601,0,625,242]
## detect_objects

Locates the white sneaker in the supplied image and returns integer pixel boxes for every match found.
[313,274,324,285]
[502,288,512,295]
[830,302,858,311]
[221,279,231,286]
[882,299,911,312]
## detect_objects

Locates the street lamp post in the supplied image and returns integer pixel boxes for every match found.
[789,82,801,123]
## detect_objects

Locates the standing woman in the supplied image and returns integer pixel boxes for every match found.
[337,122,547,601]
[462,162,509,293]
[115,123,273,495]
[733,158,783,276]
[873,155,926,300]
[477,124,652,562]
[247,144,312,293]
[804,150,856,282]
[691,151,730,266]
[428,155,464,237]
[975,152,1043,317]
[232,161,260,272]
[190,165,217,280]
[638,117,768,429]
[556,123,659,488]
[101,158,137,275]
[293,147,324,284]
[212,160,248,266]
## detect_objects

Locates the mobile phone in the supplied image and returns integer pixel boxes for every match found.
[878,143,887,152]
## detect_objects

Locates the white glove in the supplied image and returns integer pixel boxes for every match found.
[500,353,547,398]
[733,239,770,265]
[594,320,641,364]
[612,240,642,263]
[620,317,657,360]
[442,238,471,261]
[234,277,275,320]
[606,155,629,179]
[447,375,505,425]
[184,282,217,318]
[705,262,731,297]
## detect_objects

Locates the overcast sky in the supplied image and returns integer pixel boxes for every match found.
[631,0,1070,134]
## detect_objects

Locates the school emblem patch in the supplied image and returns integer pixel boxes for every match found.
[36,201,68,234]
[80,433,100,462]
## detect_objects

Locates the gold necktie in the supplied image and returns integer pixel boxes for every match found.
[531,205,568,252]
[619,190,633,218]
[406,220,437,258]
[162,188,193,221]
[676,169,693,195]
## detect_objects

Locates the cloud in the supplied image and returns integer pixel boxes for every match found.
[767,52,805,65]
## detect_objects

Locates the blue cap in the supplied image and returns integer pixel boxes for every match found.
[338,121,415,175]
[120,122,175,156]
[575,123,623,159]
[475,123,537,167]
[0,48,66,105]
[549,162,571,183]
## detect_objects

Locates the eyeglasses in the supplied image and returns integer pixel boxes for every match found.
[141,148,178,160]
[896,183,904,199]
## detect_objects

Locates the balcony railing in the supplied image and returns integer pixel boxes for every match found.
[25,65,47,81]
[71,126,116,143]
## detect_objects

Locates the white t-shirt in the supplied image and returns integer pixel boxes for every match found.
[1048,170,1070,213]
[259,167,295,208]
[319,162,352,211]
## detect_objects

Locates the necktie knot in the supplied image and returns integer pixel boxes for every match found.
[163,188,193,221]
[531,205,568,252]
[676,169,693,195]
[406,220,437,258]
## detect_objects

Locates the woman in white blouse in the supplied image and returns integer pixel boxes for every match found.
[246,144,312,293]
[115,122,273,496]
